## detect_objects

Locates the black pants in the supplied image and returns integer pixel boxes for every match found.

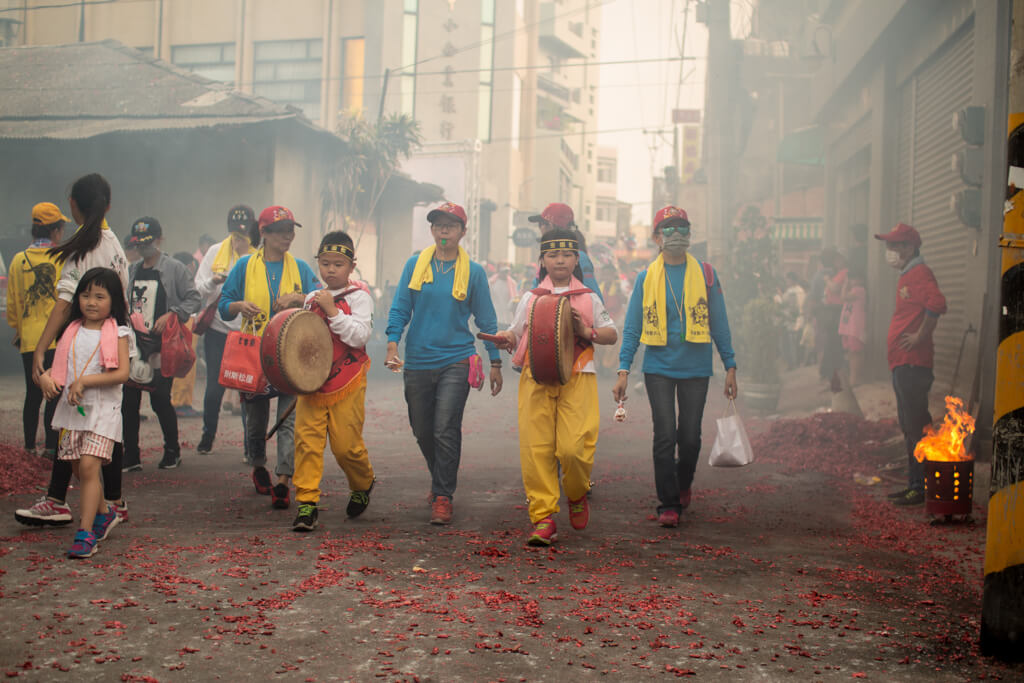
[122,375,179,466]
[46,442,123,503]
[644,373,710,513]
[201,328,228,440]
[819,304,843,380]
[892,365,934,492]
[22,350,58,450]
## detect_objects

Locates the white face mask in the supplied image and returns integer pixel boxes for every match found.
[885,249,902,268]
[662,233,690,253]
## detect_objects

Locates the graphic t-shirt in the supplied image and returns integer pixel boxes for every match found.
[130,266,167,331]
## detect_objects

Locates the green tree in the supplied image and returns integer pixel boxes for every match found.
[321,112,423,247]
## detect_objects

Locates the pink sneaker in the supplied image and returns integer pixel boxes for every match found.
[657,509,680,528]
[113,499,129,524]
[527,517,557,546]
[568,496,589,530]
[15,497,72,527]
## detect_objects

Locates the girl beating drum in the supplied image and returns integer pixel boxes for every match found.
[491,229,617,547]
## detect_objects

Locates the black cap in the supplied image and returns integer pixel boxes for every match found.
[130,217,162,245]
[227,204,256,234]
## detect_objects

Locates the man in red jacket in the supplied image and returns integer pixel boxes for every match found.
[875,223,947,506]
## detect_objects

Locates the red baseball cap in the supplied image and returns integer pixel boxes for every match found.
[653,205,689,231]
[258,205,302,231]
[529,202,575,229]
[874,222,921,248]
[426,201,468,227]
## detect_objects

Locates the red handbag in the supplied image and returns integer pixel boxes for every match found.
[218,323,267,393]
[160,315,196,378]
[192,301,218,336]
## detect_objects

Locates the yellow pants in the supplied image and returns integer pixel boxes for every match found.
[293,376,374,504]
[170,319,199,407]
[518,367,599,524]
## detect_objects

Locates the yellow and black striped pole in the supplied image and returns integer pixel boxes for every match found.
[980,109,1024,659]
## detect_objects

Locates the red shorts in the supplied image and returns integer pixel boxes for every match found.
[58,430,115,462]
[842,335,865,353]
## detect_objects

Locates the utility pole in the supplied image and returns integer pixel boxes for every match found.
[981,0,1024,662]
[700,0,735,265]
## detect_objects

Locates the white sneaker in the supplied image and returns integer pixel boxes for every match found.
[15,497,72,526]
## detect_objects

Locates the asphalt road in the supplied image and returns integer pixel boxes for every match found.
[0,367,1019,682]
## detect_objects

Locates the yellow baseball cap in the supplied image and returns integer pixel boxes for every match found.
[32,202,69,226]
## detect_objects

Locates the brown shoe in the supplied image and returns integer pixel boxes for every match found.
[430,495,453,525]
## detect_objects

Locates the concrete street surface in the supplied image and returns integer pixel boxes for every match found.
[1,365,1021,681]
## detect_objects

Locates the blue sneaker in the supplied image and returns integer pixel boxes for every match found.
[92,506,120,541]
[68,530,98,558]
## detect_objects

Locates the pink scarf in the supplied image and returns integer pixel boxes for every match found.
[512,275,593,370]
[51,318,120,385]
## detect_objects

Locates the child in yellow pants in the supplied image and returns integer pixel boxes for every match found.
[494,228,617,546]
[291,231,375,531]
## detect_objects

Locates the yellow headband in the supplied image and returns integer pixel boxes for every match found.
[540,238,578,253]
[318,243,354,259]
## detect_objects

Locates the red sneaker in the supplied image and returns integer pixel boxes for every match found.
[271,483,291,509]
[252,467,272,495]
[568,495,589,530]
[657,509,680,527]
[679,489,692,510]
[528,517,557,546]
[430,495,453,525]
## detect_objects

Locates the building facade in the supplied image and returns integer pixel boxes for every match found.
[6,0,601,286]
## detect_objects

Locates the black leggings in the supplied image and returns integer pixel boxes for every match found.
[21,350,58,450]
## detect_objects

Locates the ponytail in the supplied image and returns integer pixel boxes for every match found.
[49,173,111,265]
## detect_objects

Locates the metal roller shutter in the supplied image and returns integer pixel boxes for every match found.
[909,25,974,390]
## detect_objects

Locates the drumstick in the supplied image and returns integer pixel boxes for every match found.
[476,332,513,351]
[266,397,298,441]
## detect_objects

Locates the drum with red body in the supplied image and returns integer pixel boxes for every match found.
[260,309,333,394]
[527,294,575,385]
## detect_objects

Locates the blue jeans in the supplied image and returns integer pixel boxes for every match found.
[243,395,295,477]
[403,361,471,499]
[645,373,710,513]
[201,328,228,441]
[892,365,933,492]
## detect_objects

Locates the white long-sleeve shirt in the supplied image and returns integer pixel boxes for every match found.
[302,285,373,349]
[194,239,246,335]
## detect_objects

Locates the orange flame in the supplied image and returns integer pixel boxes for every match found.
[913,396,975,463]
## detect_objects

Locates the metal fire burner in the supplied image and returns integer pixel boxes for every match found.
[924,459,974,519]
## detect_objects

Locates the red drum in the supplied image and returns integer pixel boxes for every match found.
[260,309,333,394]
[527,294,575,385]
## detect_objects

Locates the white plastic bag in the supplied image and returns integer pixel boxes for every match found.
[708,400,754,467]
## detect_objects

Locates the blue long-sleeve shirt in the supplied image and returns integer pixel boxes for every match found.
[218,254,320,321]
[533,250,604,301]
[618,261,736,378]
[386,255,499,370]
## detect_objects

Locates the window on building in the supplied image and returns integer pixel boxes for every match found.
[597,158,616,183]
[172,43,235,84]
[135,46,154,58]
[596,200,617,221]
[340,37,365,114]
[253,39,322,121]
[478,0,496,141]
[401,2,418,117]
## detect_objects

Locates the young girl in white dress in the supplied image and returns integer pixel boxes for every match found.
[39,267,131,558]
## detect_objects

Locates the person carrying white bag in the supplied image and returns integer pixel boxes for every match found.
[709,400,754,467]
[612,206,739,530]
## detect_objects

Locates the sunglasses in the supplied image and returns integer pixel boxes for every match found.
[659,225,690,236]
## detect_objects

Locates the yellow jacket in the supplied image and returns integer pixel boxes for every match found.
[6,245,63,352]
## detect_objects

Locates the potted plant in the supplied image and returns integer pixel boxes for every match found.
[739,296,782,412]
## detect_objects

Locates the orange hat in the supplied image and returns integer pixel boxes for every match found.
[32,202,69,226]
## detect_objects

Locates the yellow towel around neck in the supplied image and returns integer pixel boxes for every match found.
[640,252,711,345]
[408,245,470,301]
